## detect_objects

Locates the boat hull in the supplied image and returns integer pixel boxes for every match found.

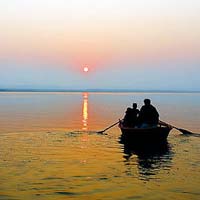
[119,124,172,144]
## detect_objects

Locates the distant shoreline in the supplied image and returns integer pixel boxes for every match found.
[0,89,200,93]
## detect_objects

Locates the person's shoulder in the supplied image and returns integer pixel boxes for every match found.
[150,105,159,112]
[140,106,145,111]
[150,104,156,109]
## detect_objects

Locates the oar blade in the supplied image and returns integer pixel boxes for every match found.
[96,131,104,134]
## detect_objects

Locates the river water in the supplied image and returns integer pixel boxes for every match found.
[0,92,199,200]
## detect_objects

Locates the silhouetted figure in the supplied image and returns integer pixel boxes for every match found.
[123,107,133,127]
[123,103,139,127]
[138,99,159,128]
[131,103,139,127]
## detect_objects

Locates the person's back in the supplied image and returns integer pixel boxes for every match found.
[123,107,133,127]
[138,99,159,127]
[130,103,139,127]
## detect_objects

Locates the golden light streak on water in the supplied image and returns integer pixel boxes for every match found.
[82,92,88,130]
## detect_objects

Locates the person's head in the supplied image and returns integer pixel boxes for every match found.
[132,103,137,109]
[126,107,132,113]
[144,99,151,106]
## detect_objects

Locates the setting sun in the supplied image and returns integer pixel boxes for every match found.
[83,67,89,72]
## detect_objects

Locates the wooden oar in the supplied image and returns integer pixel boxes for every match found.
[97,121,120,134]
[159,120,193,135]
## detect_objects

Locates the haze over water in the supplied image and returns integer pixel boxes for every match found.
[0,92,199,199]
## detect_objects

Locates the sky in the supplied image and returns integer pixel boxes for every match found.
[0,0,200,90]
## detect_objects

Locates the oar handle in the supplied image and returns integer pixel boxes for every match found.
[102,121,120,132]
[159,120,193,134]
[159,120,183,130]
[159,120,174,128]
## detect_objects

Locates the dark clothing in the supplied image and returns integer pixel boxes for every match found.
[131,108,139,126]
[138,105,159,125]
[123,108,139,127]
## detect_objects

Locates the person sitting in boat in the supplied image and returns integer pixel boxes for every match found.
[123,107,134,127]
[138,99,159,128]
[131,103,140,127]
[123,103,139,127]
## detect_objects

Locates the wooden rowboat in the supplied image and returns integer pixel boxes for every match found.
[119,122,172,144]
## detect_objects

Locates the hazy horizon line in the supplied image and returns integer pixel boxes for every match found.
[0,88,200,93]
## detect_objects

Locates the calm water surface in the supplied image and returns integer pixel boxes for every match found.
[0,92,199,200]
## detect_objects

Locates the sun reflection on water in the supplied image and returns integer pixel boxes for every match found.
[82,92,88,130]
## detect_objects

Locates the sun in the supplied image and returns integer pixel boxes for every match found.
[83,66,89,72]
